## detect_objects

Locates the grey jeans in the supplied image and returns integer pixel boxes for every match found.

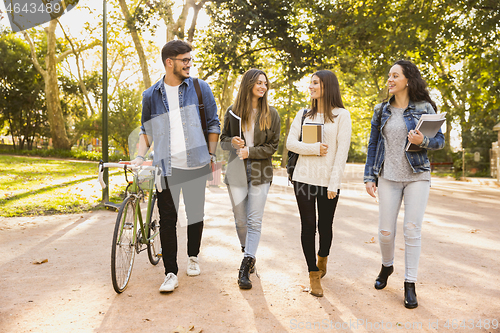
[227,182,271,259]
[378,177,430,283]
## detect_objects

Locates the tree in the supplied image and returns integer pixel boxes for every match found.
[21,19,99,149]
[299,0,499,164]
[115,0,153,88]
[113,0,209,90]
[0,29,47,150]
[108,86,142,157]
[197,0,316,166]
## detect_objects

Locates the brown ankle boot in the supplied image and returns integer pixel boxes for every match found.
[309,271,323,297]
[317,255,328,278]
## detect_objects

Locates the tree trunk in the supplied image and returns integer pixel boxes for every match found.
[280,74,293,167]
[445,110,452,154]
[218,70,237,119]
[117,0,151,89]
[45,20,72,150]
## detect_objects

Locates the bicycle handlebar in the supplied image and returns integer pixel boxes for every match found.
[98,161,163,192]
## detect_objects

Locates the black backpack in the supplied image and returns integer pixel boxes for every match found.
[286,110,307,182]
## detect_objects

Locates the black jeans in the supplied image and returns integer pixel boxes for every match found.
[293,181,340,272]
[156,166,209,275]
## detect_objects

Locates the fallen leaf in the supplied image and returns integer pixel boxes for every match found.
[172,326,203,333]
[33,259,48,264]
[365,237,375,244]
[469,229,479,233]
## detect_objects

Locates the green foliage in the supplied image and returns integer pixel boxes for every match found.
[0,149,127,162]
[108,86,142,157]
[0,29,47,150]
[301,0,500,175]
[5,0,499,178]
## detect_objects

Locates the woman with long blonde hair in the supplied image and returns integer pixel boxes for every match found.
[220,69,281,289]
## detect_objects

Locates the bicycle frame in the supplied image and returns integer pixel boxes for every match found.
[129,181,157,251]
[99,162,160,248]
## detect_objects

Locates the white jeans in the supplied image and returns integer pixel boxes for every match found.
[378,177,430,283]
[227,182,271,259]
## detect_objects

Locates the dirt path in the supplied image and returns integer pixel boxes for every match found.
[1,164,499,333]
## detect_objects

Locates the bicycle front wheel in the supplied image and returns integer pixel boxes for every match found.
[147,194,162,265]
[111,196,136,293]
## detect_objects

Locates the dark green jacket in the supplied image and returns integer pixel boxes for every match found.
[220,105,281,186]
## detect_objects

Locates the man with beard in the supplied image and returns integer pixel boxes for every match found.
[132,40,220,293]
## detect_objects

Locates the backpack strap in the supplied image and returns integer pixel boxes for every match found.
[299,109,307,141]
[193,78,208,145]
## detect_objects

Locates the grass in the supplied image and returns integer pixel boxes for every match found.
[0,155,126,217]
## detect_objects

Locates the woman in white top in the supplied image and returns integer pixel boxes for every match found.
[220,69,281,289]
[286,70,351,297]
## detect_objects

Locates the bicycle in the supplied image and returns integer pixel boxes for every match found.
[98,160,163,293]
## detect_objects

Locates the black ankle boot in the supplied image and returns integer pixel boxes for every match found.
[374,265,394,290]
[404,282,418,309]
[240,247,255,273]
[249,257,256,274]
[238,257,255,289]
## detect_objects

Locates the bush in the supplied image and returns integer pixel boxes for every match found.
[0,148,127,162]
[348,147,366,163]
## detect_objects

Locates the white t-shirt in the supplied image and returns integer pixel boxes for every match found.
[243,109,257,148]
[165,83,190,169]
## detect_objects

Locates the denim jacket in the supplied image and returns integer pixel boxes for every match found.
[140,76,220,176]
[363,98,445,184]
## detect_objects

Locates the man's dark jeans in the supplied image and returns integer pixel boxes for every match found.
[156,166,209,275]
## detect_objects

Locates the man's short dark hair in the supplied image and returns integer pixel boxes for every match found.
[161,40,192,67]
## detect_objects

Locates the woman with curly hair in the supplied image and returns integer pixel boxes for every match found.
[364,60,445,308]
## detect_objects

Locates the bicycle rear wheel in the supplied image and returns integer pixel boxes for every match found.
[111,196,136,293]
[147,194,162,265]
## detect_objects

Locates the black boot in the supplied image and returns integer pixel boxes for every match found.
[238,256,255,289]
[241,247,255,273]
[404,282,418,309]
[249,257,256,274]
[374,265,394,290]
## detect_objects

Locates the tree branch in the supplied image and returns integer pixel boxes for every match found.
[21,31,47,79]
[201,46,275,80]
[56,19,98,115]
[56,39,100,63]
[187,0,206,43]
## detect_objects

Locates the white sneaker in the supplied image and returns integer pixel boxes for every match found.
[159,273,178,293]
[186,256,200,276]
